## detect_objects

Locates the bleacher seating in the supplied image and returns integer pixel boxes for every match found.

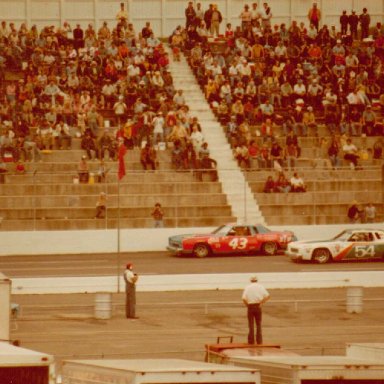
[245,168,383,224]
[0,16,383,231]
[184,31,384,227]
[0,138,235,230]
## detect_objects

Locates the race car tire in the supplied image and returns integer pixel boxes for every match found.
[312,248,331,264]
[262,242,277,256]
[193,243,212,258]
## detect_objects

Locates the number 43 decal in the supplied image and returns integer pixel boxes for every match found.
[355,245,375,258]
[229,238,248,250]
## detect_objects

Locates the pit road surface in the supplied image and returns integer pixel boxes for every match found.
[5,251,384,375]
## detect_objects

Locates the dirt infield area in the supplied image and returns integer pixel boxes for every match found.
[10,287,384,371]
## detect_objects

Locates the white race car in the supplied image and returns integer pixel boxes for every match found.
[286,229,384,263]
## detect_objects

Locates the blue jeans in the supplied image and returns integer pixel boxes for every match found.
[154,219,164,228]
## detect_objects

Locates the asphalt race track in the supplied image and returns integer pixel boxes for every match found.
[1,251,384,278]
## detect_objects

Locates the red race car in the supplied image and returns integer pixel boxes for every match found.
[167,223,297,258]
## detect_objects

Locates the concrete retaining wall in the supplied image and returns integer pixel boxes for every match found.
[1,224,383,256]
[11,271,384,294]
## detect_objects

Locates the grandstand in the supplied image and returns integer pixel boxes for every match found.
[0,1,383,231]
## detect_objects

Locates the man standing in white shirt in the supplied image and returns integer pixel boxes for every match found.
[259,3,272,31]
[242,276,270,344]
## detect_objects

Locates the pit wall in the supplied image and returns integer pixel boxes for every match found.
[1,224,382,256]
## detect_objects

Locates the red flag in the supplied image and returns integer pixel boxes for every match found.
[118,143,127,180]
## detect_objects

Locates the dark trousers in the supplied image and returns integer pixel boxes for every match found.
[125,282,136,318]
[247,303,262,344]
[344,153,359,167]
[95,205,106,218]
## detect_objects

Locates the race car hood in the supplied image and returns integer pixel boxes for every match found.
[169,233,215,244]
[290,239,334,246]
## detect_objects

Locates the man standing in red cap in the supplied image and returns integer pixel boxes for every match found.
[124,263,139,319]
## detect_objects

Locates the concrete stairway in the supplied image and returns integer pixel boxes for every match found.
[167,50,265,224]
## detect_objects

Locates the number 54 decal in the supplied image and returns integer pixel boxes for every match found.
[229,238,248,250]
[355,245,375,258]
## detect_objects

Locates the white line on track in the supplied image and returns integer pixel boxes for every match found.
[300,267,384,272]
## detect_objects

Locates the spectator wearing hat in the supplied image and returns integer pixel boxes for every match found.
[124,263,139,319]
[242,275,270,345]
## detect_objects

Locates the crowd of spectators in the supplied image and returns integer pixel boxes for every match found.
[263,171,306,193]
[0,1,383,179]
[175,1,384,172]
[0,5,216,176]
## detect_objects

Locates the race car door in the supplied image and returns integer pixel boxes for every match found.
[344,231,380,260]
[219,225,259,254]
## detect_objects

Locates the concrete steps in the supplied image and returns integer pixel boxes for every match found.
[168,49,265,224]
